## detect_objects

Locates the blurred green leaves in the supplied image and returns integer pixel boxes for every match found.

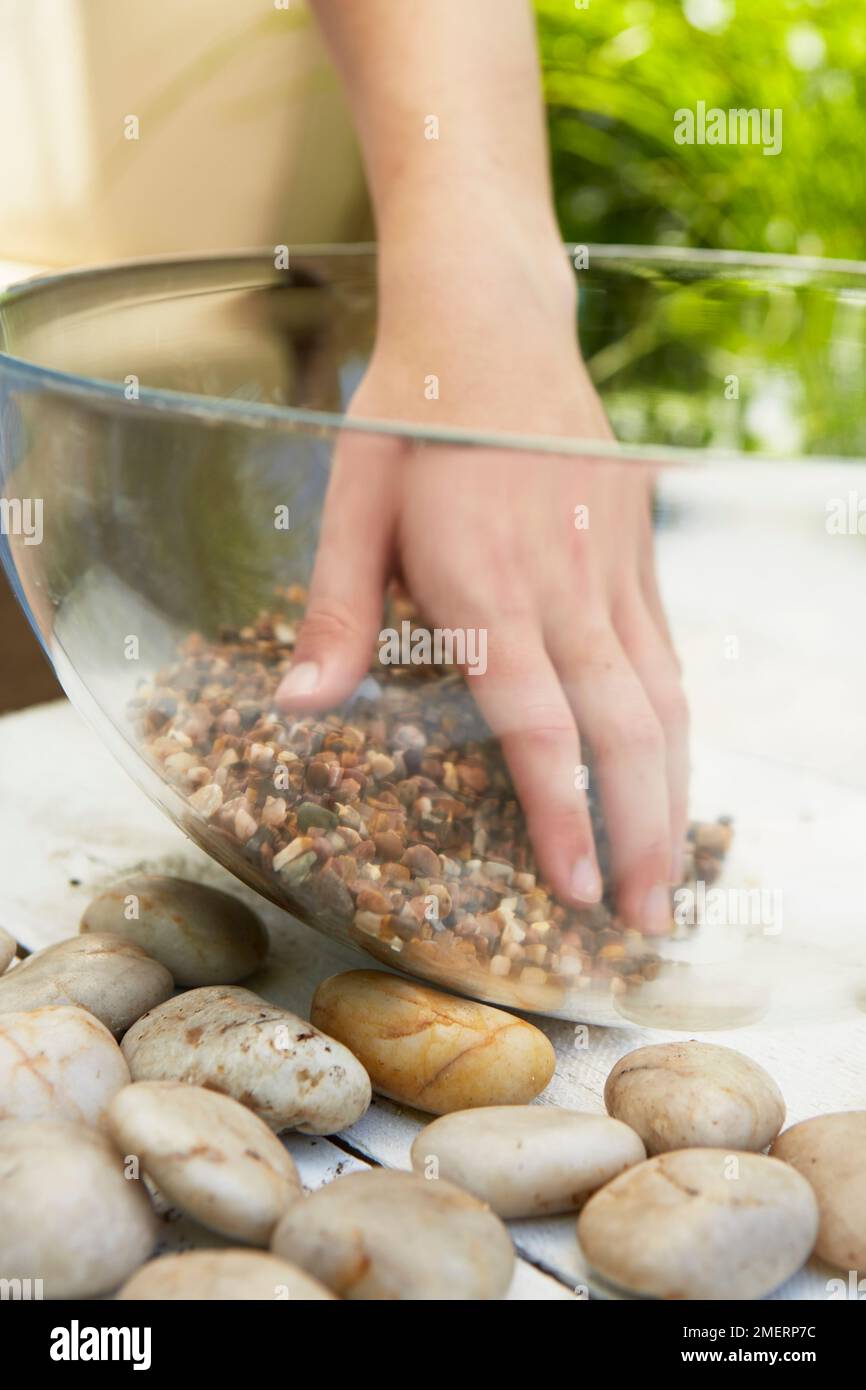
[537,0,866,258]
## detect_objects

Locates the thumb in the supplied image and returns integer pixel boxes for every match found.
[275,430,398,712]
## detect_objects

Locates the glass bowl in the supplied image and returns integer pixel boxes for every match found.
[2,245,865,1028]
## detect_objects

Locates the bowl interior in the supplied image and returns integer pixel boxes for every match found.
[2,247,866,1026]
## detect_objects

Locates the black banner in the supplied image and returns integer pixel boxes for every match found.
[2,1295,860,1375]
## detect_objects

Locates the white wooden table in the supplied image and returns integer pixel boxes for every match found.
[2,698,864,1300]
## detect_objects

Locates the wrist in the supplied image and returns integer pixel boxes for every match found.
[376,190,577,339]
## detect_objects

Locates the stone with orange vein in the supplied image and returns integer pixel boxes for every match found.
[311,968,555,1115]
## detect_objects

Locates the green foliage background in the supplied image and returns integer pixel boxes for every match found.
[536,0,866,259]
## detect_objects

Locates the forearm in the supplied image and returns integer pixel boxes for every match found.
[309,0,569,306]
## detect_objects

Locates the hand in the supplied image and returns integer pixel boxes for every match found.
[276,246,689,935]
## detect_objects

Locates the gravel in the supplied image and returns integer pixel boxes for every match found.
[127,587,731,1014]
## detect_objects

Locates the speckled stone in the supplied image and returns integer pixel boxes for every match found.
[121,986,371,1135]
[411,1106,646,1217]
[0,933,174,1035]
[604,1040,785,1154]
[0,1119,156,1298]
[0,926,15,975]
[771,1112,866,1270]
[107,1081,302,1243]
[81,875,269,986]
[578,1149,818,1300]
[118,1249,336,1300]
[272,1168,515,1299]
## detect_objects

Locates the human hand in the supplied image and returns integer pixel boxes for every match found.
[276,245,688,935]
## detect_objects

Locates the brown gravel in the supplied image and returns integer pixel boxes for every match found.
[127,588,732,1014]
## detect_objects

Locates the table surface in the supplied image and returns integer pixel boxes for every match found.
[1,697,864,1301]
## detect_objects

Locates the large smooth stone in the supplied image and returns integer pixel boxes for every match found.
[121,986,371,1135]
[272,1168,514,1300]
[578,1149,818,1300]
[0,926,15,974]
[117,1249,336,1300]
[0,1006,130,1128]
[604,1040,785,1154]
[0,1119,156,1298]
[412,1106,645,1217]
[311,970,555,1115]
[81,875,268,986]
[0,934,174,1035]
[771,1112,866,1270]
[107,1081,301,1244]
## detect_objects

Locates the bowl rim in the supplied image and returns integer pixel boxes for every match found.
[2,241,866,468]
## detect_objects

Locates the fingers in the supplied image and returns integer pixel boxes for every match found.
[615,590,691,883]
[549,621,673,935]
[275,431,398,713]
[468,631,603,907]
[639,537,679,664]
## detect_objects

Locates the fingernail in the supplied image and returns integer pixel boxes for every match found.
[570,855,602,904]
[278,661,319,700]
[643,883,672,935]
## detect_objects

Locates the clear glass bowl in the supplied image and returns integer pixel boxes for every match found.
[2,246,865,1028]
